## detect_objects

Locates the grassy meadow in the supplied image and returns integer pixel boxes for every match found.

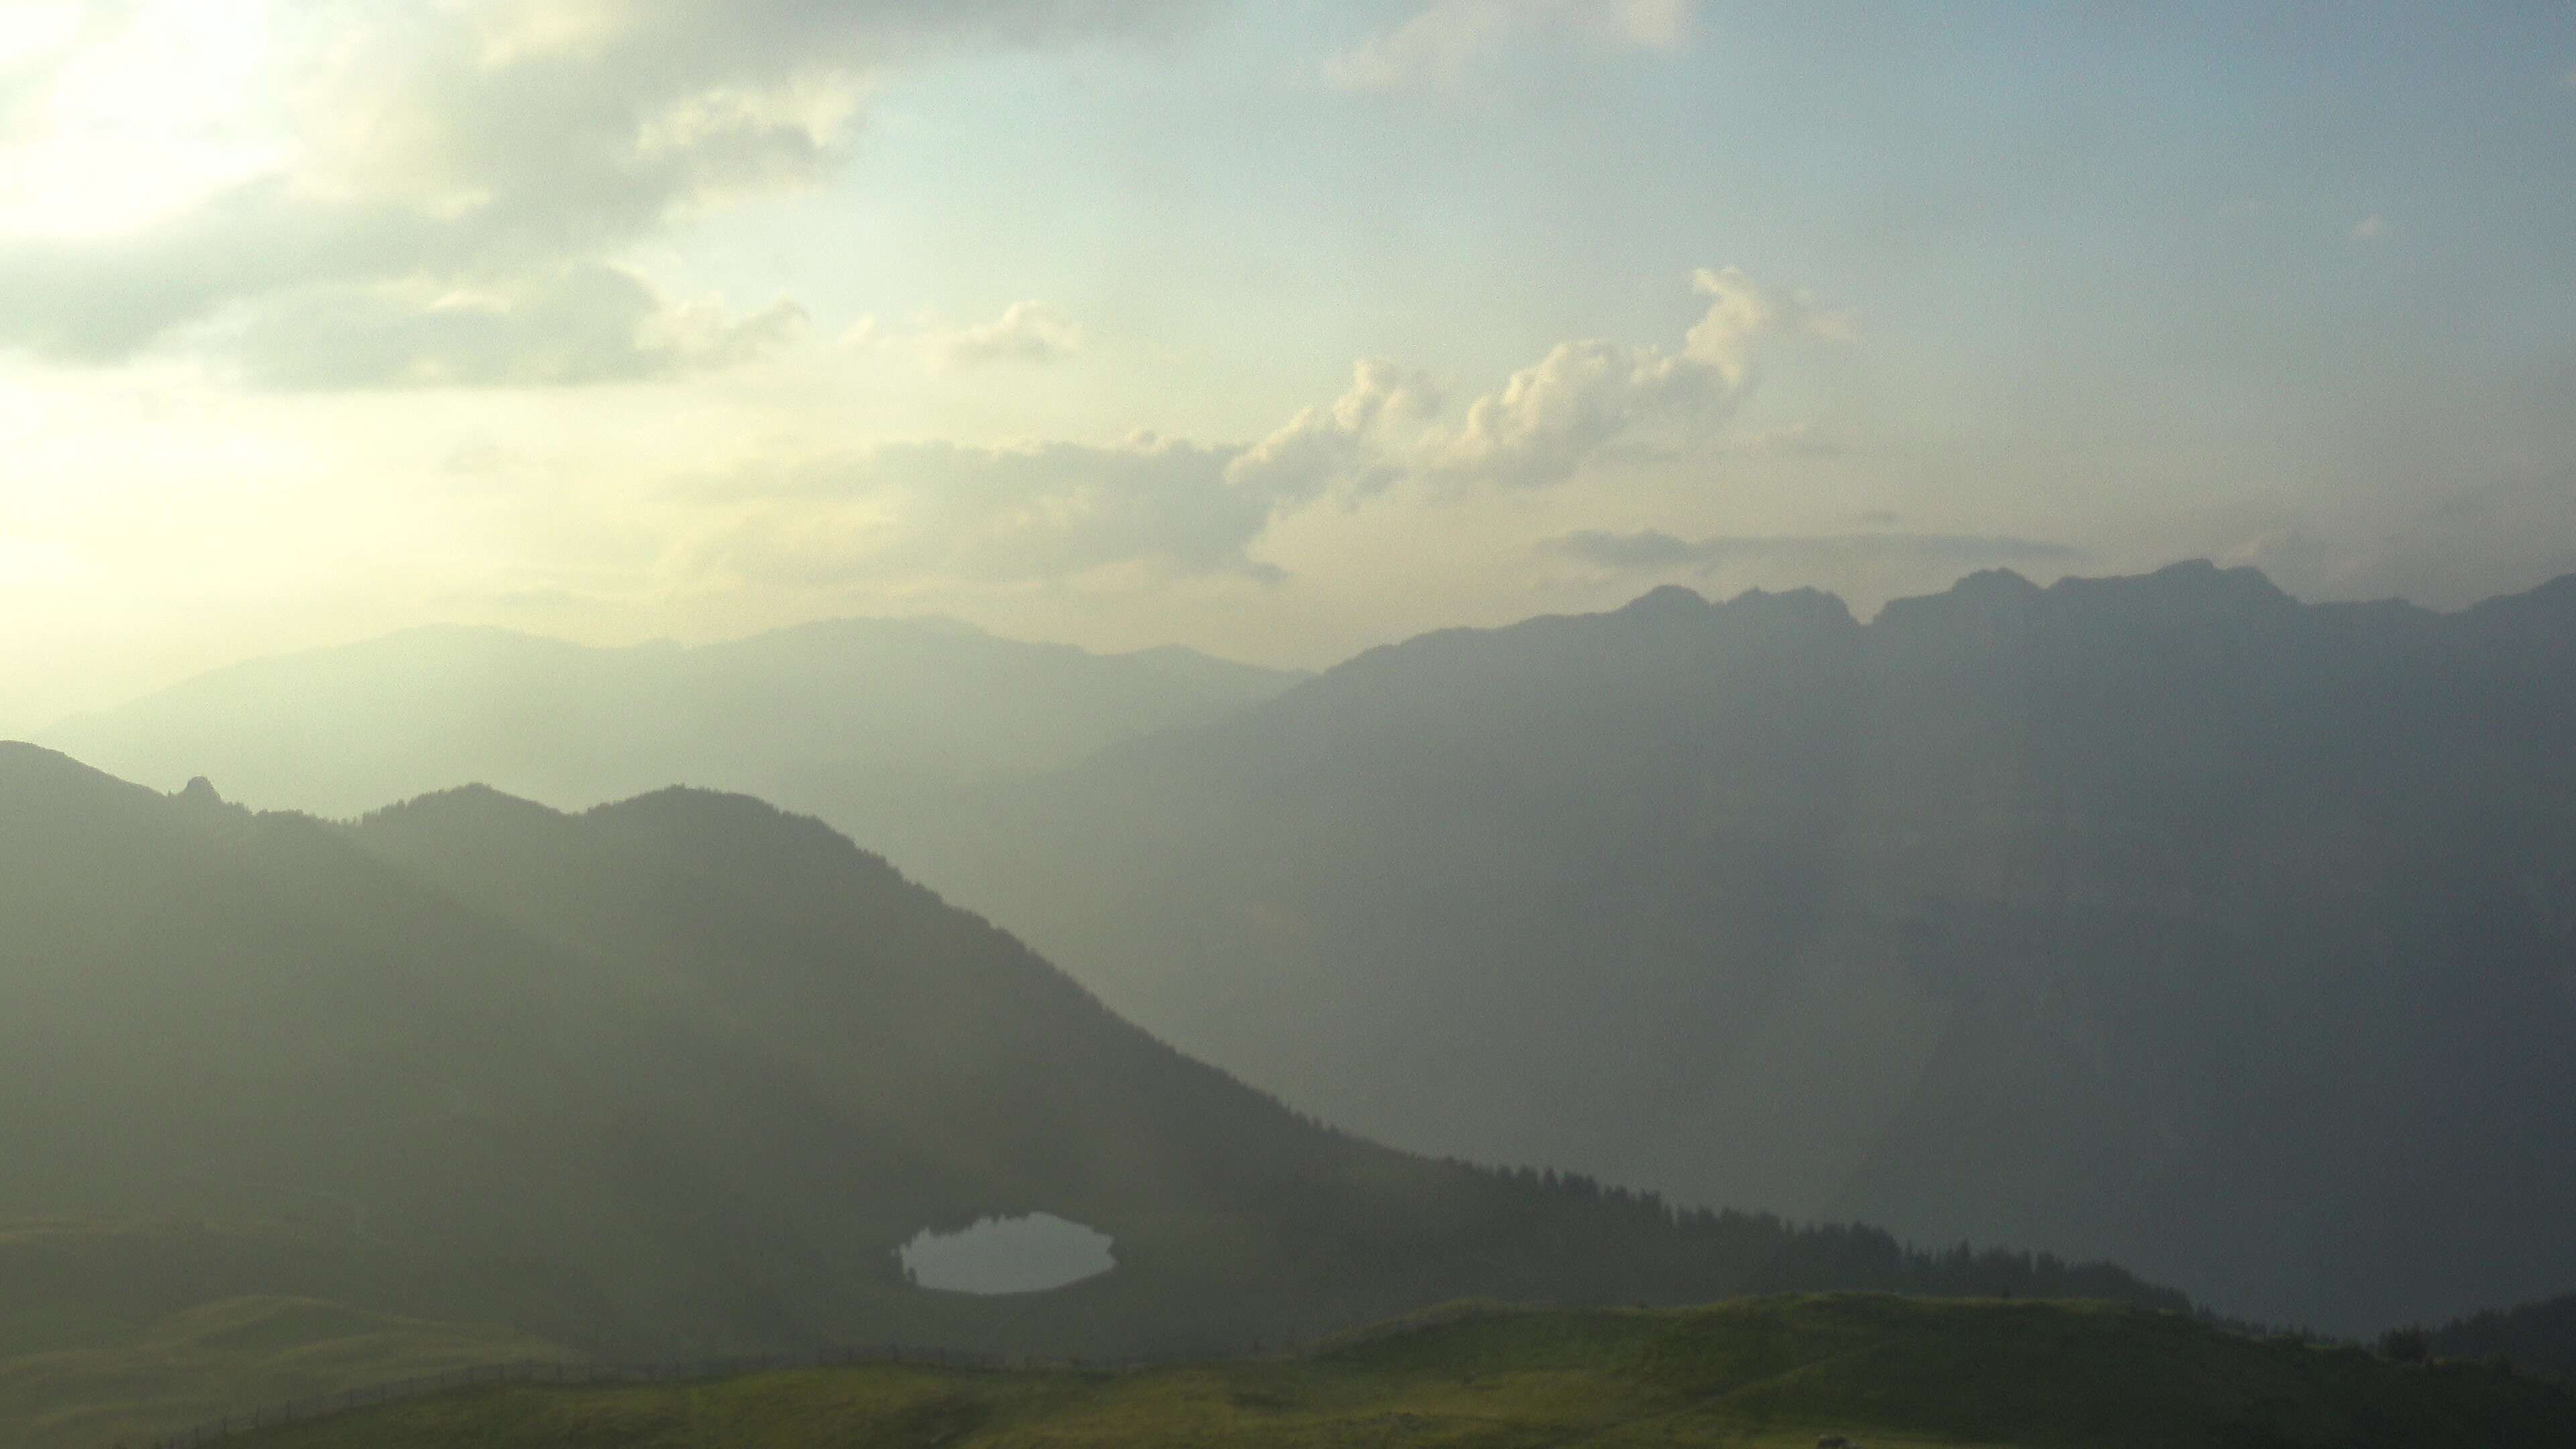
[3,1294,557,1449]
[219,1295,2575,1449]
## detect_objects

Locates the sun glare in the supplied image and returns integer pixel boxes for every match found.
[0,1,80,67]
[0,0,284,239]
[0,535,79,589]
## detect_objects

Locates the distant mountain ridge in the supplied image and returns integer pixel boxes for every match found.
[30,563,2576,1338]
[892,561,2576,1335]
[38,615,1305,825]
[0,743,2184,1444]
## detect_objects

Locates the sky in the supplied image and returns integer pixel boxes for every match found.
[1,0,2572,731]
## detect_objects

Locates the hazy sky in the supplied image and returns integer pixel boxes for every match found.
[2,1,2572,730]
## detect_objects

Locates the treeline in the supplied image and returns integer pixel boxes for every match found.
[0,744,2202,1381]
[1226,1151,2191,1343]
[2422,1293,2576,1384]
[1489,1163,2188,1309]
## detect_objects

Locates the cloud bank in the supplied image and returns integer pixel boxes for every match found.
[238,264,808,389]
[924,301,1085,371]
[0,0,1204,384]
[1433,266,1844,489]
[691,267,1841,587]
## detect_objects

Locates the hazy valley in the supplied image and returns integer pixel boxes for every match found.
[13,5,2572,1442]
[0,736,2181,1446]
[52,565,2576,1342]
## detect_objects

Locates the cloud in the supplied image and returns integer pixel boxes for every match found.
[1224,358,1444,507]
[1227,267,1832,507]
[0,0,1205,378]
[1546,529,2086,573]
[1326,0,1693,92]
[235,263,806,389]
[2351,215,2387,241]
[1428,266,1846,489]
[695,434,1277,586]
[2562,64,2576,90]
[682,265,1836,589]
[923,301,1083,371]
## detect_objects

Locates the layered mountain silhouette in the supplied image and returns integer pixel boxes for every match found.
[0,743,2171,1390]
[896,563,2576,1335]
[30,564,2576,1338]
[39,616,1303,824]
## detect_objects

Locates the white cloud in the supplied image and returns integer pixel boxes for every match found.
[923,301,1084,371]
[234,264,806,390]
[1225,358,1444,507]
[682,266,1838,587]
[2352,215,2387,241]
[0,0,1207,379]
[1428,266,1845,489]
[1326,0,1694,92]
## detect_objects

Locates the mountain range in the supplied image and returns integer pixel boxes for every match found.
[894,562,2576,1335]
[34,561,2576,1336]
[39,616,1303,824]
[0,743,2175,1444]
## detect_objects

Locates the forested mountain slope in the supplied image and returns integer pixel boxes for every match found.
[0,745,2174,1445]
[896,564,2576,1334]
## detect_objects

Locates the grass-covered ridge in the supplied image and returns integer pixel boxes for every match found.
[0,743,2186,1385]
[227,1295,2576,1449]
[0,1291,557,1449]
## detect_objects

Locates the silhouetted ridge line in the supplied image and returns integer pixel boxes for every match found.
[0,746,2190,1449]
[891,561,2576,1336]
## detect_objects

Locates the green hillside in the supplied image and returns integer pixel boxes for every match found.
[0,745,2188,1446]
[896,566,2576,1334]
[0,1220,566,1449]
[1,1291,555,1449]
[224,1297,2576,1449]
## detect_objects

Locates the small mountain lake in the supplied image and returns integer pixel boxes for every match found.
[899,1214,1117,1295]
